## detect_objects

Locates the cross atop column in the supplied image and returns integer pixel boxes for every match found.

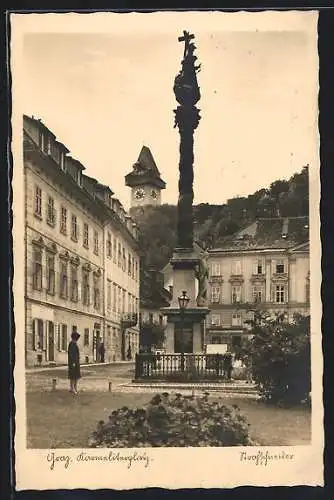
[178,30,195,43]
[178,30,195,58]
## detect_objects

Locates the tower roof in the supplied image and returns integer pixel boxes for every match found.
[125,146,166,189]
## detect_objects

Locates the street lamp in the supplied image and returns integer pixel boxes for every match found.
[178,290,190,372]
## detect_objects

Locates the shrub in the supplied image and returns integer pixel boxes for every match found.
[239,313,311,406]
[89,392,253,447]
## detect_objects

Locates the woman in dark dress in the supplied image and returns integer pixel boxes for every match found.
[68,331,81,394]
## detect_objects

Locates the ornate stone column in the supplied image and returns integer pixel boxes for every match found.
[173,30,201,250]
[160,31,209,355]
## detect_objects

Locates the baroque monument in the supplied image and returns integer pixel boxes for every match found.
[161,31,209,354]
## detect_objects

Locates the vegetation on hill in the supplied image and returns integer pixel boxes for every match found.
[132,166,309,274]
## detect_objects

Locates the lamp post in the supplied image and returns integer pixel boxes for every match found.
[178,290,190,372]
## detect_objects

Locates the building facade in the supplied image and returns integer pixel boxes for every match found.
[160,218,309,353]
[24,115,140,367]
[206,218,310,352]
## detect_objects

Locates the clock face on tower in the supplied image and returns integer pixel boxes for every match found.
[151,189,158,200]
[135,188,145,200]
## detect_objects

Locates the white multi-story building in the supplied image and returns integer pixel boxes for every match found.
[161,218,309,353]
[23,115,140,366]
[206,217,310,352]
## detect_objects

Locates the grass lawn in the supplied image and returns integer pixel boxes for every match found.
[26,390,311,449]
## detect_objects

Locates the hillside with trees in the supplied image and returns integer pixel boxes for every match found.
[132,165,309,273]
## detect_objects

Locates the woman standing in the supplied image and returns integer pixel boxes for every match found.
[68,331,81,394]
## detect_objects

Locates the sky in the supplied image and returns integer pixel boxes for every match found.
[18,11,318,211]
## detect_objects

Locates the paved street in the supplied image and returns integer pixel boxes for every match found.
[26,362,135,393]
[26,361,260,398]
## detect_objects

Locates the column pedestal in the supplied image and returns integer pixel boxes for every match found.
[161,248,209,353]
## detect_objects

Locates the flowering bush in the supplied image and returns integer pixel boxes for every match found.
[89,392,253,448]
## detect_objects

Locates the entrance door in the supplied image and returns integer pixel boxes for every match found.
[174,325,193,353]
[48,321,55,362]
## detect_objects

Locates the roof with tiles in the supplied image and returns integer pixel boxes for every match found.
[212,216,309,252]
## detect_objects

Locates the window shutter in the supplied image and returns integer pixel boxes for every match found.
[42,321,47,350]
[32,319,37,351]
[55,323,60,351]
[77,279,81,302]
[252,260,258,275]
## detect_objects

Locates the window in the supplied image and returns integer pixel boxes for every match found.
[135,260,138,281]
[118,242,122,268]
[82,269,90,306]
[306,279,310,303]
[211,314,221,326]
[113,283,117,311]
[60,152,65,171]
[275,285,286,303]
[71,214,78,241]
[128,292,132,313]
[34,186,42,217]
[210,262,221,277]
[32,247,43,290]
[252,285,263,303]
[70,265,78,302]
[113,237,117,263]
[107,232,112,258]
[117,286,122,313]
[232,313,242,326]
[93,231,99,255]
[32,318,44,350]
[159,315,163,326]
[46,254,55,295]
[61,324,67,351]
[60,206,67,235]
[83,223,89,248]
[93,275,100,310]
[107,280,112,312]
[122,289,126,313]
[46,136,51,155]
[122,247,126,271]
[47,196,56,226]
[231,260,242,275]
[212,336,222,344]
[253,259,264,275]
[38,130,44,151]
[275,260,285,274]
[211,285,221,303]
[84,328,89,346]
[128,254,132,276]
[231,285,241,304]
[60,261,68,299]
[149,313,153,324]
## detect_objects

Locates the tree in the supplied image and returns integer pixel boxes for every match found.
[140,321,166,350]
[238,313,310,406]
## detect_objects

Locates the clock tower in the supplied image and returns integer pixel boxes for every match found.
[125,146,166,209]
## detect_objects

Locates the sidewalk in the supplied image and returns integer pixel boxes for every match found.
[26,360,135,373]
